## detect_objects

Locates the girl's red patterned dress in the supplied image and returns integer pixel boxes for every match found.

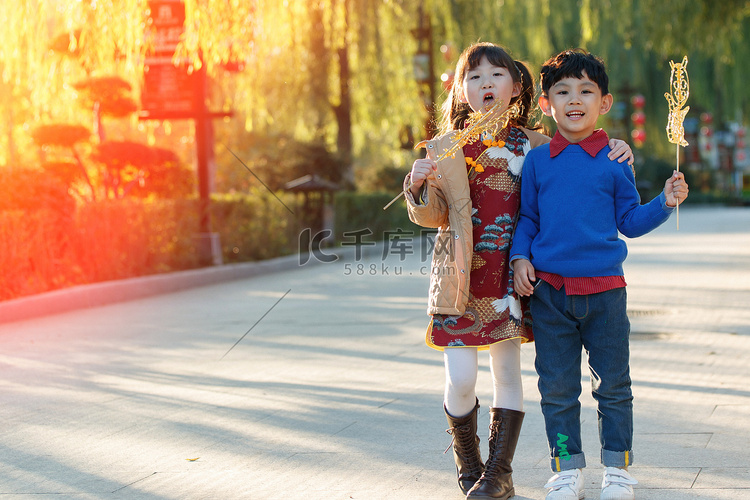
[428,125,533,350]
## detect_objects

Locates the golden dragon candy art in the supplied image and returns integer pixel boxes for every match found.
[435,100,522,162]
[665,55,690,147]
[383,99,522,210]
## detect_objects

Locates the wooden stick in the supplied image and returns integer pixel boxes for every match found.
[383,188,408,211]
[383,100,519,211]
[676,144,680,230]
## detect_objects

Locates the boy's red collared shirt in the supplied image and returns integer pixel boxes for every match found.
[549,128,609,158]
[535,271,626,296]
[540,128,624,295]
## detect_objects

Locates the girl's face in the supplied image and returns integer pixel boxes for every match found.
[460,55,521,114]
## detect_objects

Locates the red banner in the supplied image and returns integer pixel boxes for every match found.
[140,0,196,119]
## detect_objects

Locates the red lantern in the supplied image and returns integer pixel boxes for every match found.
[631,129,646,147]
[441,70,455,91]
[629,97,646,147]
[440,43,455,63]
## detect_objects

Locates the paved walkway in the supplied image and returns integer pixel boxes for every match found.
[0,206,749,499]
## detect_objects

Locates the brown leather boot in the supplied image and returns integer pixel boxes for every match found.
[444,399,484,495]
[466,407,524,500]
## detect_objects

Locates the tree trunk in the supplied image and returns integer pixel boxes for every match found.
[71,146,96,202]
[93,101,105,143]
[335,0,353,189]
[335,46,353,188]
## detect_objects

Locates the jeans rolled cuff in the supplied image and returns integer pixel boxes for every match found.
[601,448,634,468]
[551,452,586,472]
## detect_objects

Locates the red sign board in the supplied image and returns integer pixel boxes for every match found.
[140,0,196,119]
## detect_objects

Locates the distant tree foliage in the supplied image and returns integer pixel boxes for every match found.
[432,0,749,155]
[0,0,747,179]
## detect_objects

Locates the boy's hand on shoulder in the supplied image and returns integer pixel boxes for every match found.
[664,170,689,207]
[513,259,537,296]
[607,138,635,166]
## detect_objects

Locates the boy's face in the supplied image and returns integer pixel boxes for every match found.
[539,70,613,143]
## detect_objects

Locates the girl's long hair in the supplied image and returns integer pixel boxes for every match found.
[438,42,540,135]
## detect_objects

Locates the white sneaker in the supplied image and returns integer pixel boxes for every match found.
[601,467,637,500]
[544,469,584,499]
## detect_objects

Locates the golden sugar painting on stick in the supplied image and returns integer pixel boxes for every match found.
[664,55,689,230]
[434,100,522,163]
[383,100,521,211]
[665,55,690,148]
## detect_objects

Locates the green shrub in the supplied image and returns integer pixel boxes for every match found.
[210,189,299,263]
[0,169,77,299]
[0,187,426,301]
[334,191,419,243]
[71,199,200,283]
[0,197,201,301]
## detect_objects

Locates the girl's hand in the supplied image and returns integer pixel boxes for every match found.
[664,170,689,207]
[512,258,537,296]
[409,158,437,199]
[608,138,635,166]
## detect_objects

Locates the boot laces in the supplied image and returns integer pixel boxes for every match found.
[444,422,482,473]
[478,418,508,480]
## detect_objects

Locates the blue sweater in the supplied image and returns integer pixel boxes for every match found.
[509,142,674,277]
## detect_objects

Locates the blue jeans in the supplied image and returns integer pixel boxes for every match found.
[531,281,634,472]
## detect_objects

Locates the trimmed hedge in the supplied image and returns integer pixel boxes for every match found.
[212,190,299,263]
[0,188,419,301]
[0,199,200,301]
[334,191,419,242]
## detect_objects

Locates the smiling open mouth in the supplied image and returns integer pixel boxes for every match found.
[567,111,584,118]
[482,93,495,109]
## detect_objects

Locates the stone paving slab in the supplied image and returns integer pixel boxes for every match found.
[0,206,749,499]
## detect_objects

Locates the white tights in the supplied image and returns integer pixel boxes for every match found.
[443,338,523,418]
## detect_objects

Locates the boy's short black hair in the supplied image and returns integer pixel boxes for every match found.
[540,48,609,96]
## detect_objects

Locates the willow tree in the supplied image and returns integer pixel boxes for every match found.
[0,0,428,189]
[220,0,425,187]
[0,0,150,167]
[3,0,746,185]
[432,0,749,160]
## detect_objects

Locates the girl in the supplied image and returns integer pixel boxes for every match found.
[404,42,634,500]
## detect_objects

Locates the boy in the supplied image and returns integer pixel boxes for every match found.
[510,49,689,500]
